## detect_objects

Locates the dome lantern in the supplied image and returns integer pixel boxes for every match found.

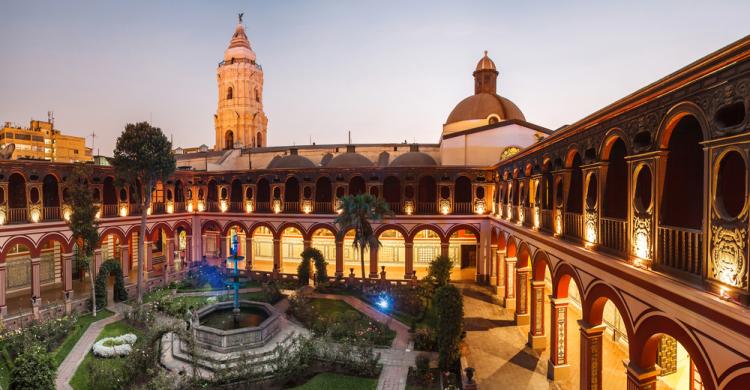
[473,50,499,95]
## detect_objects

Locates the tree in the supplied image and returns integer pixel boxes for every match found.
[434,284,463,370]
[9,344,55,390]
[334,194,391,281]
[65,164,100,315]
[427,254,454,287]
[112,122,176,303]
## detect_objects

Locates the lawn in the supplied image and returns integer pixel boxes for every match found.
[306,298,396,346]
[68,320,143,390]
[287,372,378,390]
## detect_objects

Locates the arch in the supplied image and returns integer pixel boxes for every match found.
[383,176,401,203]
[308,223,338,241]
[455,176,472,203]
[256,178,270,202]
[632,314,715,390]
[277,222,307,240]
[375,223,410,241]
[516,241,532,268]
[230,179,243,203]
[148,221,174,241]
[226,86,233,100]
[599,128,631,160]
[94,259,128,308]
[0,236,39,259]
[172,220,192,236]
[248,221,278,238]
[417,175,437,205]
[37,232,72,254]
[221,221,248,236]
[445,224,480,242]
[497,230,507,251]
[285,176,300,202]
[256,132,262,147]
[603,137,628,219]
[531,250,551,281]
[407,224,447,242]
[564,145,582,168]
[348,176,366,195]
[551,262,583,299]
[102,176,116,205]
[200,220,222,235]
[581,282,635,342]
[42,174,61,208]
[225,130,234,150]
[8,172,26,209]
[98,227,126,247]
[656,101,711,149]
[315,177,332,203]
[506,236,518,258]
[566,151,583,213]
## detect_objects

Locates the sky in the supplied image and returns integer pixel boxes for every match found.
[1,1,749,155]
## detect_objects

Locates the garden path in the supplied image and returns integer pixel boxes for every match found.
[305,292,437,390]
[55,302,131,390]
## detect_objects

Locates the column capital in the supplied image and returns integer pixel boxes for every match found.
[578,320,607,335]
[623,360,660,389]
[505,256,517,262]
[31,257,41,265]
[531,280,546,288]
[0,262,6,270]
[549,296,569,306]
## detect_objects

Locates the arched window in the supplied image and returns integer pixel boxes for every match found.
[255,87,259,102]
[256,132,263,147]
[227,87,233,100]
[225,130,234,150]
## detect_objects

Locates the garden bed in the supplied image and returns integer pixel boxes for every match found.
[286,372,378,389]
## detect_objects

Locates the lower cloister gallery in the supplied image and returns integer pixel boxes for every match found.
[1,10,750,390]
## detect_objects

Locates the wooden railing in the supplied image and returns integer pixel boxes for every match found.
[129,204,142,216]
[657,225,703,277]
[43,206,61,221]
[174,202,186,212]
[229,201,244,212]
[388,202,402,214]
[564,212,584,241]
[8,208,27,224]
[523,206,533,228]
[541,209,553,231]
[255,201,270,213]
[206,201,219,212]
[314,201,333,214]
[601,217,628,256]
[284,201,299,213]
[102,204,118,218]
[454,202,472,214]
[417,202,435,214]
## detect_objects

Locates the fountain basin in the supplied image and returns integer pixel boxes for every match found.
[193,300,280,353]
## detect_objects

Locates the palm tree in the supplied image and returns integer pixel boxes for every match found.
[334,194,392,282]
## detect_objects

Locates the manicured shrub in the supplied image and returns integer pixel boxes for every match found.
[414,352,431,383]
[434,284,463,370]
[297,255,312,284]
[413,328,437,351]
[427,254,454,287]
[9,344,55,390]
[94,259,128,309]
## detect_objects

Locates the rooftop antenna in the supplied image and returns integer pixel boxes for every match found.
[89,131,96,153]
[348,130,351,144]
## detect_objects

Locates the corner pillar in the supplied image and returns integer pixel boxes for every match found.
[624,361,660,390]
[119,245,130,283]
[580,320,607,390]
[369,245,379,279]
[272,238,281,273]
[547,297,570,381]
[515,266,530,325]
[404,241,414,279]
[31,257,41,318]
[0,263,7,318]
[335,240,344,277]
[245,236,253,271]
[528,280,546,350]
[504,256,517,309]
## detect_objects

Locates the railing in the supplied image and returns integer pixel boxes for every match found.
[563,212,584,241]
[523,206,533,227]
[454,202,472,214]
[541,209,553,231]
[8,208,27,224]
[230,201,244,212]
[284,201,299,213]
[314,201,333,214]
[152,202,165,214]
[129,204,142,216]
[388,202,402,214]
[207,201,219,212]
[174,202,186,213]
[102,204,118,218]
[417,202,436,214]
[657,225,703,277]
[255,201,270,213]
[601,217,628,256]
[43,206,61,221]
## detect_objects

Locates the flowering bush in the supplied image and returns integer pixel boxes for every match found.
[0,315,77,358]
[92,333,137,357]
[9,343,55,390]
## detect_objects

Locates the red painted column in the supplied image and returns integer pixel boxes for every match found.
[272,238,281,273]
[119,245,129,283]
[369,245,379,279]
[624,361,660,390]
[245,236,253,271]
[504,256,517,309]
[0,262,7,317]
[548,297,570,380]
[440,241,449,257]
[404,241,414,279]
[144,241,153,280]
[528,280,546,350]
[580,320,607,390]
[496,249,506,298]
[186,235,192,264]
[31,257,41,318]
[515,266,530,325]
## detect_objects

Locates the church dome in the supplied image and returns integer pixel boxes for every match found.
[326,152,373,168]
[267,154,316,169]
[446,93,525,124]
[390,152,438,167]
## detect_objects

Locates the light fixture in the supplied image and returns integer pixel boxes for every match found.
[245,201,253,213]
[29,208,40,223]
[197,200,205,212]
[146,206,152,216]
[166,202,174,214]
[119,205,128,217]
[0,210,7,225]
[220,200,228,212]
[404,201,414,215]
[532,207,540,229]
[187,202,194,212]
[440,199,450,215]
[273,200,281,214]
[302,200,312,214]
[474,200,486,215]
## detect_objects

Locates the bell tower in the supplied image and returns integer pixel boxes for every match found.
[214,14,268,150]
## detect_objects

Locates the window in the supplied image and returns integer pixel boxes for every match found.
[226,87,233,100]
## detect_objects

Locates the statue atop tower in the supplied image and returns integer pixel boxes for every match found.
[214,14,268,150]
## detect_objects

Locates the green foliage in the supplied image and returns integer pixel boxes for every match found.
[260,280,283,303]
[112,121,176,304]
[297,254,312,284]
[0,316,78,359]
[301,247,328,285]
[94,259,128,309]
[413,328,437,352]
[334,194,392,280]
[434,284,464,370]
[414,353,432,383]
[290,298,395,347]
[427,254,454,287]
[9,344,55,390]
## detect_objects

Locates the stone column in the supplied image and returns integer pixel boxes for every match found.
[369,245,379,279]
[94,248,103,274]
[529,280,546,350]
[166,238,175,281]
[303,239,312,251]
[489,244,498,287]
[548,297,570,380]
[63,252,74,314]
[0,262,7,318]
[201,233,208,259]
[515,266,530,325]
[245,236,253,271]
[273,238,281,273]
[220,235,228,259]
[144,241,153,279]
[440,241,449,257]
[31,257,41,318]
[624,361,660,390]
[186,235,192,263]
[404,241,414,279]
[580,320,607,390]
[504,256,517,309]
[335,240,344,277]
[120,245,130,283]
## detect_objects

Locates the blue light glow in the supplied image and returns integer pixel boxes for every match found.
[377,298,389,310]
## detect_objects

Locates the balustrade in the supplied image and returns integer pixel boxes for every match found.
[541,209,553,231]
[523,206,532,227]
[601,217,628,256]
[657,225,703,277]
[152,202,165,214]
[417,201,435,214]
[388,202,402,214]
[8,208,27,224]
[174,202,186,212]
[284,201,299,213]
[206,201,219,212]
[255,201,270,213]
[229,201,243,212]
[102,204,118,218]
[314,201,332,214]
[454,202,472,214]
[563,212,584,241]
[42,207,61,221]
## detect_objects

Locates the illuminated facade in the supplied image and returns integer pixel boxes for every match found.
[1,20,750,390]
[0,119,92,163]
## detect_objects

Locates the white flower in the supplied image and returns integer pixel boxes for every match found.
[206,296,218,303]
[92,333,138,358]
